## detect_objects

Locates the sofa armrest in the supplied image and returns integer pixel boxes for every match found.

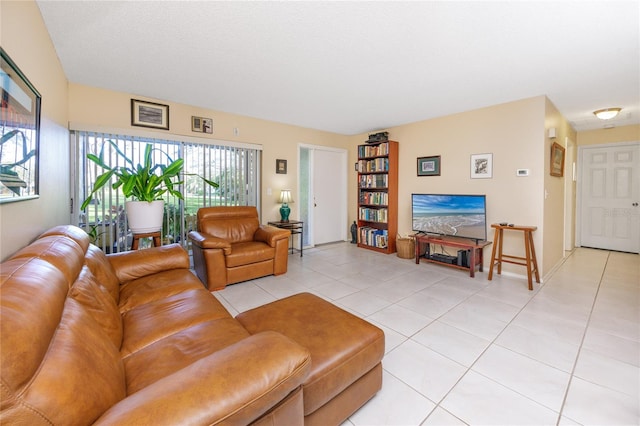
[255,225,291,247]
[107,243,190,284]
[93,331,311,426]
[189,231,232,255]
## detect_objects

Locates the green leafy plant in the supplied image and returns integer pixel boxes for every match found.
[81,140,218,210]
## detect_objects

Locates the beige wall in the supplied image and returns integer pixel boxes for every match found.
[0,0,70,260]
[0,0,583,275]
[68,83,350,224]
[577,125,640,146]
[349,96,567,277]
[543,98,577,274]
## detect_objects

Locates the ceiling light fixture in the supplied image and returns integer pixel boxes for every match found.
[593,108,621,120]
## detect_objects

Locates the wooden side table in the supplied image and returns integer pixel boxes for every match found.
[267,220,304,257]
[131,231,162,250]
[488,224,539,290]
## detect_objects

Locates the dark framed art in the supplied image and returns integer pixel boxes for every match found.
[417,156,441,176]
[276,159,287,174]
[550,142,565,177]
[131,99,169,130]
[191,116,213,134]
[0,47,41,203]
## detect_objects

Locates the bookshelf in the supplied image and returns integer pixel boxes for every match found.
[356,140,398,254]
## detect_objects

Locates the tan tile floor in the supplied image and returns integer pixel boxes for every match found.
[213,244,639,425]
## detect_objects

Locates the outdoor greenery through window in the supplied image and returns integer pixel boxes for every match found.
[71,131,260,253]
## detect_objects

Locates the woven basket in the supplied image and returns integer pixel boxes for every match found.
[396,236,415,259]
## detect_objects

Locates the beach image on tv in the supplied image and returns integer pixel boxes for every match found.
[412,194,486,240]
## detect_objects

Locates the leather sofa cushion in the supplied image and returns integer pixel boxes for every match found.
[226,241,275,268]
[197,206,260,243]
[120,288,232,357]
[9,236,85,287]
[123,317,251,393]
[1,294,126,425]
[202,218,260,243]
[237,293,385,416]
[118,269,205,314]
[85,244,121,304]
[70,266,123,348]
[1,257,69,397]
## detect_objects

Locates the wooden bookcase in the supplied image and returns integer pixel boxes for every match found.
[356,140,398,254]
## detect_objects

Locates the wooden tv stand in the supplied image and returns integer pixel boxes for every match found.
[414,233,492,278]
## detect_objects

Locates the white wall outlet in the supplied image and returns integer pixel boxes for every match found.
[266,187,272,196]
[233,127,240,136]
[516,169,529,176]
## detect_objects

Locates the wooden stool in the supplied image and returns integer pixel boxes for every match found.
[488,224,540,290]
[131,231,162,250]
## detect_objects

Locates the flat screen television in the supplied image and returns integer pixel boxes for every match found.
[411,194,487,241]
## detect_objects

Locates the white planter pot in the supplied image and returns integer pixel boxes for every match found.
[126,200,164,233]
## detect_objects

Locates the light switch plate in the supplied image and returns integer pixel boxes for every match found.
[516,169,529,176]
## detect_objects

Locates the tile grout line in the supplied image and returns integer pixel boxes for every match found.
[554,251,610,426]
[408,250,585,423]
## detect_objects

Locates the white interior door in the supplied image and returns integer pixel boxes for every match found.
[579,142,640,253]
[311,148,347,245]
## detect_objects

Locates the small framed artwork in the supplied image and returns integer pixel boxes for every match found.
[417,156,441,176]
[276,159,287,174]
[550,142,565,177]
[131,99,169,130]
[191,116,213,133]
[471,153,493,179]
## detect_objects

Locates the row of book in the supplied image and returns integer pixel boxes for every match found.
[358,227,388,248]
[358,207,388,223]
[359,191,388,206]
[357,158,389,173]
[358,142,390,158]
[358,174,388,188]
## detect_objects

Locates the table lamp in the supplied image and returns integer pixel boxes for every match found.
[278,189,293,222]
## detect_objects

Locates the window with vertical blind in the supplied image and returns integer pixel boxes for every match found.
[70,130,261,253]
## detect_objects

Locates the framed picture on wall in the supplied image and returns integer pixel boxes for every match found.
[470,153,493,179]
[131,99,169,130]
[550,142,565,177]
[191,116,213,133]
[417,156,441,176]
[276,159,287,174]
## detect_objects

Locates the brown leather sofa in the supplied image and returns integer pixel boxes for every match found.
[1,225,384,425]
[189,206,291,291]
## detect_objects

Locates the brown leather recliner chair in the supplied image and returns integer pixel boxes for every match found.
[189,206,291,291]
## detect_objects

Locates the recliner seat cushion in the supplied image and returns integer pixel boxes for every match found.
[225,241,275,268]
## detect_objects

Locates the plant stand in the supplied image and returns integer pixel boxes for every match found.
[131,231,161,250]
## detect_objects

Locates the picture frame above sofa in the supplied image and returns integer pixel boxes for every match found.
[131,99,169,130]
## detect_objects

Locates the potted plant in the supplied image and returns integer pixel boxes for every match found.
[81,140,217,234]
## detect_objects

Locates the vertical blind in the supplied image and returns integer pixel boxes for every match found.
[71,130,260,253]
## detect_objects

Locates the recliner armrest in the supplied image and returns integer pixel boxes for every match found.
[93,332,311,426]
[189,231,232,254]
[255,226,291,247]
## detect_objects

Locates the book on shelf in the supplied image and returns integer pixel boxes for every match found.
[358,142,390,158]
[358,227,388,248]
[358,174,388,188]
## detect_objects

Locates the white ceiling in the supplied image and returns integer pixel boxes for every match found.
[36,1,639,135]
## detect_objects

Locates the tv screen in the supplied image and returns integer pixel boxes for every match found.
[412,194,487,241]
